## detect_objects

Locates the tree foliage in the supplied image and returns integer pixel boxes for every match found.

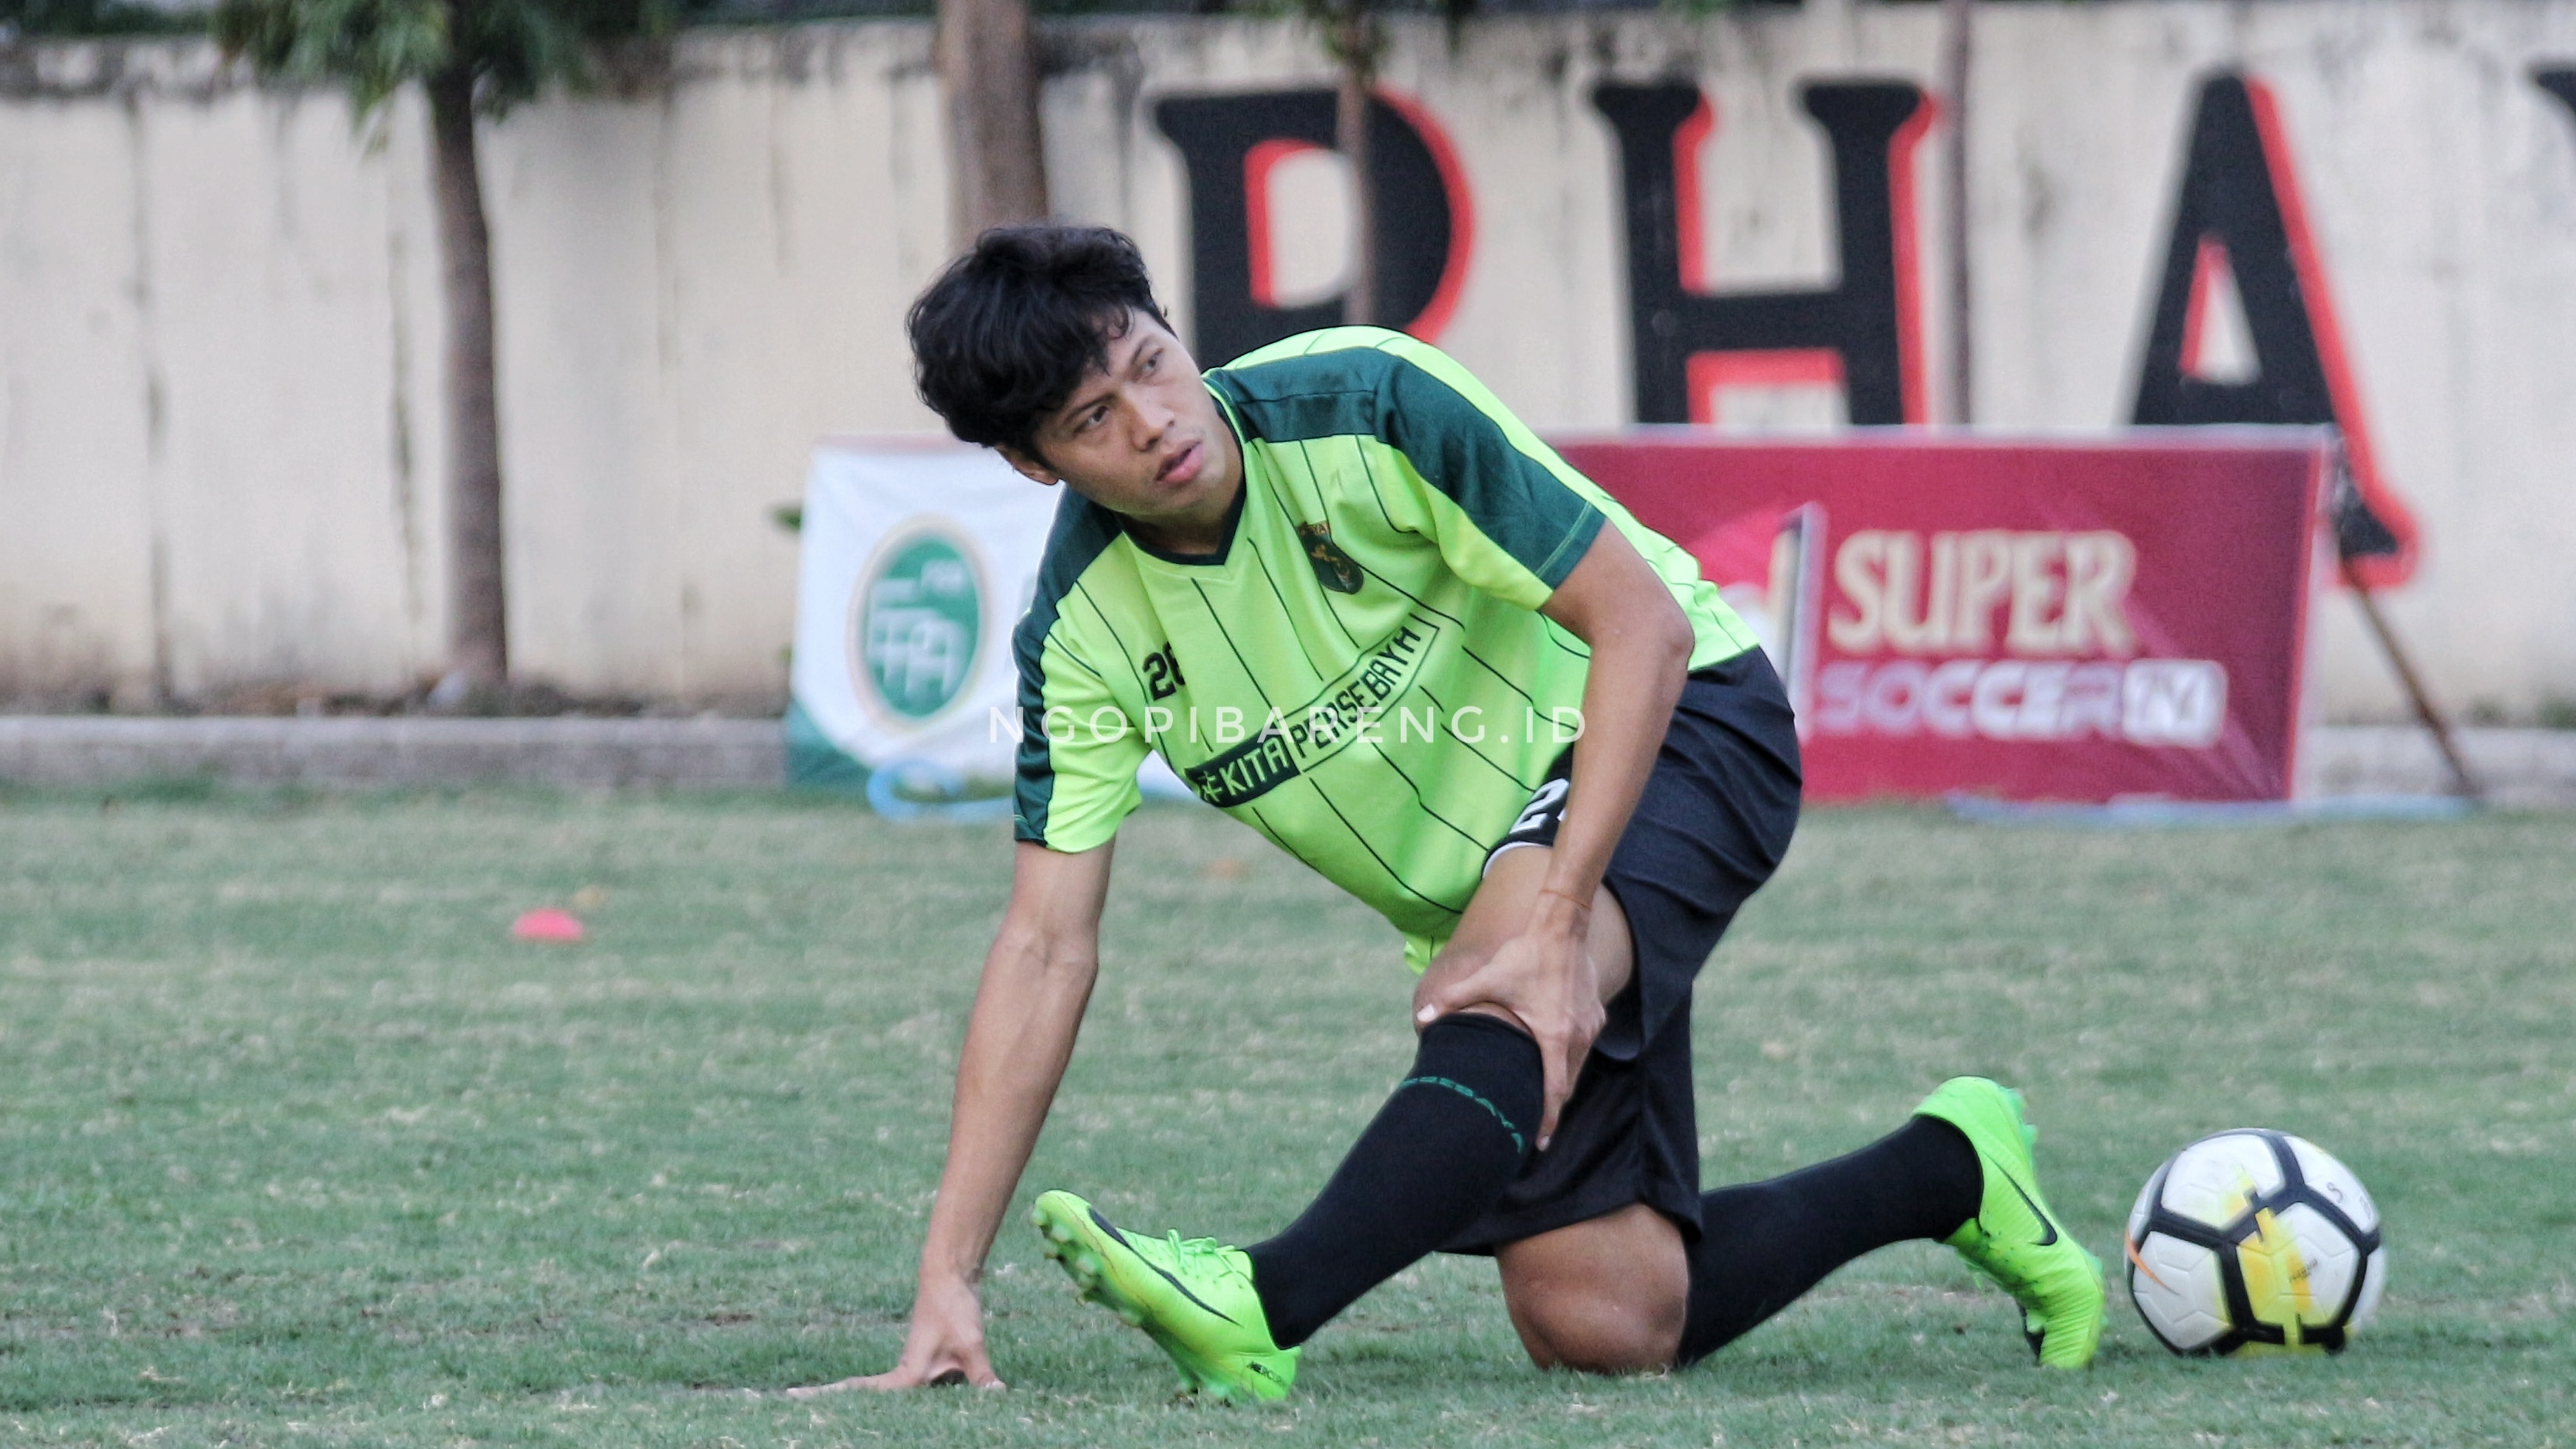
[1,0,199,37]
[211,0,695,117]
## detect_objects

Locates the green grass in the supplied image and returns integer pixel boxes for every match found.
[2,788,2571,1446]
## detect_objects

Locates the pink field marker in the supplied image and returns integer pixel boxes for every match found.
[511,908,586,944]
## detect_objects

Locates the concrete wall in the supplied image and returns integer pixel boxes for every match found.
[1,32,953,706]
[5,2,2576,717]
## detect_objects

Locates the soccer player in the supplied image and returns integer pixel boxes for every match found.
[799,225,2103,1400]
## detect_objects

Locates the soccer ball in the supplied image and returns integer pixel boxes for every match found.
[2124,1129,2386,1355]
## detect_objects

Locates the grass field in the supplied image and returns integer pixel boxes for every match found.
[2,786,2571,1447]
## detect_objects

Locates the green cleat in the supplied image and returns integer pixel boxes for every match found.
[1914,1077,2105,1369]
[1030,1189,1300,1403]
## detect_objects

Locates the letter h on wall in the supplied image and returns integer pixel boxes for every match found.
[1592,83,1935,427]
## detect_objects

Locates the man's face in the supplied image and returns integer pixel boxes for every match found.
[1003,312,1241,546]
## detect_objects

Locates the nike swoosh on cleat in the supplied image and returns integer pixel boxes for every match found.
[1999,1171,2061,1247]
[1089,1209,1240,1325]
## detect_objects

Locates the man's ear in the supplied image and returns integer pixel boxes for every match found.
[995,446,1061,488]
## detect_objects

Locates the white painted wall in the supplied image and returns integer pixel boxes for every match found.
[5,3,2575,717]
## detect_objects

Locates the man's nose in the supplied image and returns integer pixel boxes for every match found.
[1133,394,1175,447]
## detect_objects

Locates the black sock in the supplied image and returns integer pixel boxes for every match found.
[1677,1114,1983,1366]
[1246,1014,1541,1349]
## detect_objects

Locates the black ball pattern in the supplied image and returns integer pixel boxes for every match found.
[2126,1129,2384,1356]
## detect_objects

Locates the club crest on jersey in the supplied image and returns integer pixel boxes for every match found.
[1296,522,1364,594]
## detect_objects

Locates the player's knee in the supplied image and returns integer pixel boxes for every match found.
[1509,1318,1562,1371]
[1412,942,1497,1019]
[1509,1291,1682,1376]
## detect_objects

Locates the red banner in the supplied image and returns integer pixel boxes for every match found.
[1557,432,2328,803]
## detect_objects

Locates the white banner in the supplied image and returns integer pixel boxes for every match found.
[787,436,1188,808]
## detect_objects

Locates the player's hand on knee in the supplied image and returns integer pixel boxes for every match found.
[1416,923,1603,1150]
[787,1277,1003,1395]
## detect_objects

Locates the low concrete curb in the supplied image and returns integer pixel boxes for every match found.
[2,716,2571,805]
[2299,726,2576,809]
[0,716,784,789]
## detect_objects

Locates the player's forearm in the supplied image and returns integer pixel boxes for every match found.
[915,922,1099,1289]
[1542,595,1692,917]
[1532,527,1695,920]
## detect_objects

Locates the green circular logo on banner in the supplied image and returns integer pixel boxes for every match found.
[855,528,983,721]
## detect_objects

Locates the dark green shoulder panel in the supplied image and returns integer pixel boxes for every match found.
[1012,494,1124,842]
[1210,344,1602,587]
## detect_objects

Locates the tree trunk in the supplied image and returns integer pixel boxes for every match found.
[1941,0,1974,426]
[937,0,1048,243]
[427,62,508,689]
[1336,37,1375,328]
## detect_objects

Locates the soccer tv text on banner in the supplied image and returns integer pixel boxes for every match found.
[1561,433,2329,804]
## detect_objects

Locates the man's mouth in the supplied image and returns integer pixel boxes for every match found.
[1157,440,1203,486]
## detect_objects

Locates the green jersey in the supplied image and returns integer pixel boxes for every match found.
[1012,328,1755,970]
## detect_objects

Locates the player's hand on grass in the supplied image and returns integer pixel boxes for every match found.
[785,1276,1002,1395]
[1416,895,1603,1150]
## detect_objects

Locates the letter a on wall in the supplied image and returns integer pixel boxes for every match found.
[2133,73,2420,587]
[1153,90,1474,366]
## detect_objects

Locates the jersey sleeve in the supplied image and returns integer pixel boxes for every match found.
[1364,335,1608,611]
[1011,608,1149,853]
[1215,328,1761,670]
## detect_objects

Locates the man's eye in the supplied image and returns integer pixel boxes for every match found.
[1076,406,1109,433]
[1139,351,1160,376]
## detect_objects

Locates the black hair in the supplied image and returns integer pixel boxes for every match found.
[907,224,1175,458]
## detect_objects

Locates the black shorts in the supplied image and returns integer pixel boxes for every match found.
[1440,647,1803,1253]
